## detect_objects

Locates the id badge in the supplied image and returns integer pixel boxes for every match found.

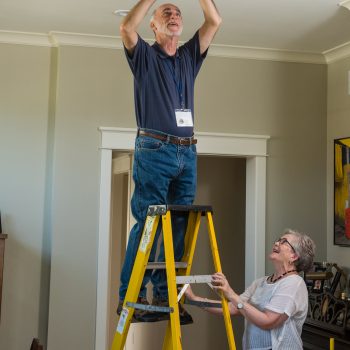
[175,109,193,127]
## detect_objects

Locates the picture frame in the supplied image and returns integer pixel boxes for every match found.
[334,137,350,246]
[306,262,327,294]
[312,279,324,293]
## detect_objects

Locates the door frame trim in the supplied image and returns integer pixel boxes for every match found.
[96,127,269,350]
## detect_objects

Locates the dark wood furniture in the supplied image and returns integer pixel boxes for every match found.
[30,338,43,350]
[0,233,8,322]
[302,324,350,350]
[302,291,350,349]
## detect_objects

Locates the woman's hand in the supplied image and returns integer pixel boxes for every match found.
[184,284,197,301]
[212,272,238,302]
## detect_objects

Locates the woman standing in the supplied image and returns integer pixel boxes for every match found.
[185,229,316,350]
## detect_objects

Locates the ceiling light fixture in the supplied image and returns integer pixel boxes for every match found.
[339,0,350,10]
[114,10,130,17]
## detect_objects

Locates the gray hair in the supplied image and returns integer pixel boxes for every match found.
[150,4,181,23]
[283,229,316,272]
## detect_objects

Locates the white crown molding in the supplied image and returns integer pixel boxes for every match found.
[208,44,326,64]
[323,41,350,64]
[49,32,326,64]
[0,30,51,47]
[0,29,331,64]
[49,31,123,49]
[339,0,350,11]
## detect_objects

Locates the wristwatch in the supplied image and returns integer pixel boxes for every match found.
[237,300,244,310]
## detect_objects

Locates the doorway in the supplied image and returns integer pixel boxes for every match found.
[108,153,246,349]
[96,127,269,350]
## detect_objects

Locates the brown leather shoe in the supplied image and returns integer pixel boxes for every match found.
[178,303,193,325]
[152,298,193,325]
[117,297,167,323]
[116,300,124,316]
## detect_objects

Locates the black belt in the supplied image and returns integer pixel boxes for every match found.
[138,130,197,146]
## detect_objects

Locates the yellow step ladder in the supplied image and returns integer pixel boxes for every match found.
[111,204,237,350]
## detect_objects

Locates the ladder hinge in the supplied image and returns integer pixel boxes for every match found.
[147,205,167,216]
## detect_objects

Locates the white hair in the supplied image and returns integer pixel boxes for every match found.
[284,229,316,272]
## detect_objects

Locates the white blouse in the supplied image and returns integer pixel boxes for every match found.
[240,274,308,350]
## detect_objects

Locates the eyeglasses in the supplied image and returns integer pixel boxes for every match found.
[274,237,296,253]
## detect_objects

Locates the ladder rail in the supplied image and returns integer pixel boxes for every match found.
[111,215,160,350]
[162,211,182,350]
[182,211,202,277]
[206,211,237,350]
[162,211,202,349]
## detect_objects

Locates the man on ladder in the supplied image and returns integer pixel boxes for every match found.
[117,0,222,323]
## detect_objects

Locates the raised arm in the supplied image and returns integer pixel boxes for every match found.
[120,0,156,52]
[198,0,222,54]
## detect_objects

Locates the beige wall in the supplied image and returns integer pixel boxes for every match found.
[196,58,327,273]
[0,43,51,349]
[0,40,328,349]
[46,47,133,350]
[327,57,350,267]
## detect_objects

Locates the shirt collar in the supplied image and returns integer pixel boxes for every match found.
[152,41,179,59]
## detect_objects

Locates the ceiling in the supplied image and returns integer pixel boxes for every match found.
[1,0,350,54]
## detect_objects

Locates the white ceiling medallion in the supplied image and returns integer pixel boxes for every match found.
[339,1,350,10]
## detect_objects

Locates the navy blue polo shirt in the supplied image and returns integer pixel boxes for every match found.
[124,31,207,137]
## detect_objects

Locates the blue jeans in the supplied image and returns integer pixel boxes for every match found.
[119,130,197,301]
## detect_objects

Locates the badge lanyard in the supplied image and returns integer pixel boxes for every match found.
[165,57,185,109]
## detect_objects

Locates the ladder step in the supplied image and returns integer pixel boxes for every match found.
[185,299,223,309]
[176,275,212,284]
[146,262,188,270]
[147,204,213,216]
[167,204,213,214]
[126,302,173,313]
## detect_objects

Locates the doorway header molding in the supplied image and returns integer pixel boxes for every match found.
[99,127,269,157]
